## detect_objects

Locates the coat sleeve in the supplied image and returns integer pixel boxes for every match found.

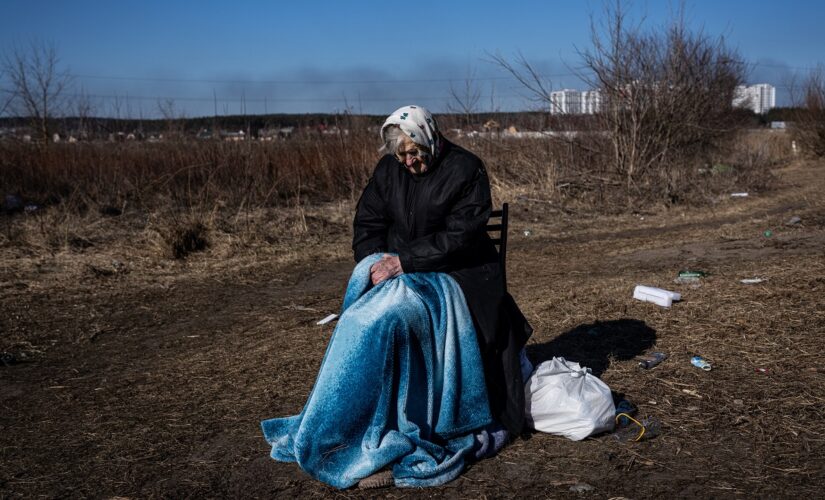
[352,161,390,262]
[397,161,492,273]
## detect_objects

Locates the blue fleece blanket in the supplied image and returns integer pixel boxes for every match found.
[261,254,492,488]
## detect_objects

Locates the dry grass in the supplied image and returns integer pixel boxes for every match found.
[1,150,823,497]
[2,129,786,213]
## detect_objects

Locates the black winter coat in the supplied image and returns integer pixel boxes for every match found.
[353,139,532,436]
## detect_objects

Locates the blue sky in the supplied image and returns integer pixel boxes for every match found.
[1,0,823,117]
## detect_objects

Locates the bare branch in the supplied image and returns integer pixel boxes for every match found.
[487,50,555,110]
[446,66,482,129]
[2,40,73,142]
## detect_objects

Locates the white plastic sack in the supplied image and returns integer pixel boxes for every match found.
[524,357,616,441]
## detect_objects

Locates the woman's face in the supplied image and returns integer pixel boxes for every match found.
[397,137,428,174]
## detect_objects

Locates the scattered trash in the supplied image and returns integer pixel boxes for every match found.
[612,414,661,442]
[317,313,338,325]
[755,367,769,374]
[740,278,765,284]
[691,355,712,371]
[523,230,532,236]
[675,270,707,285]
[637,352,668,369]
[614,400,637,426]
[569,482,595,494]
[786,216,801,225]
[23,204,39,214]
[633,285,681,308]
[763,229,773,238]
[730,192,749,197]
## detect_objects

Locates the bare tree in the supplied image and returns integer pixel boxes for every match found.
[447,67,482,129]
[74,86,96,140]
[490,1,746,205]
[157,98,186,139]
[0,69,14,117]
[2,40,73,143]
[579,1,746,195]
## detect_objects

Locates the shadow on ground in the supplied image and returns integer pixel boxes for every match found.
[526,318,656,377]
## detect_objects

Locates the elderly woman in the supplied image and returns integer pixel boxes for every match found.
[261,105,532,489]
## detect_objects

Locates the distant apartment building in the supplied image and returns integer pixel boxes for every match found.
[733,83,776,114]
[550,89,602,115]
[547,82,777,116]
[582,90,602,114]
[550,89,583,114]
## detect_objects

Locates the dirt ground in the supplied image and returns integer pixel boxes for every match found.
[2,158,824,499]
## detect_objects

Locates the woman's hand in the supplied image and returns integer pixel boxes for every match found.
[370,254,403,285]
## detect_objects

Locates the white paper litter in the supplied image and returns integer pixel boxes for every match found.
[316,313,338,325]
[730,192,749,197]
[633,285,681,308]
[740,278,765,284]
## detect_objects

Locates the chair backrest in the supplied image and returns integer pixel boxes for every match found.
[487,203,509,290]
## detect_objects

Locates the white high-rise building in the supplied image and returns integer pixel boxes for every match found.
[582,90,602,114]
[550,89,582,114]
[733,83,776,114]
[549,89,602,115]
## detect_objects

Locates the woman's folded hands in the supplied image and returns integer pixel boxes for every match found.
[370,254,404,285]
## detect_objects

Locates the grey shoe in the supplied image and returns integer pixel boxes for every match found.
[357,470,394,489]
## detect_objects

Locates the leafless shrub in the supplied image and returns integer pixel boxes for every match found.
[686,130,780,202]
[580,1,747,205]
[165,220,209,259]
[789,65,825,158]
[492,1,750,208]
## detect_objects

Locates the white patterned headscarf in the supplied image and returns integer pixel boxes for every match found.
[380,105,442,158]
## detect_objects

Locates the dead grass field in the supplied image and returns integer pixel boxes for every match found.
[1,152,824,498]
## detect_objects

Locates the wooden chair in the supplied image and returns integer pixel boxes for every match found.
[487,203,509,290]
